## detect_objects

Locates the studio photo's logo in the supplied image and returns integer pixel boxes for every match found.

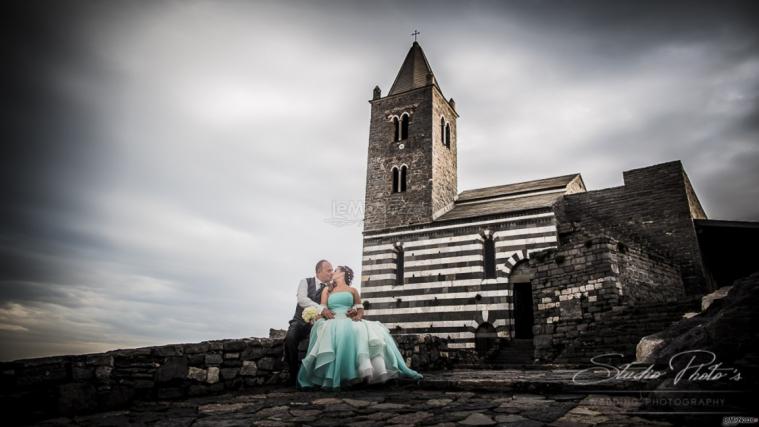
[572,350,743,386]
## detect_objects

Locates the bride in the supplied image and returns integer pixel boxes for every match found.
[297,265,423,389]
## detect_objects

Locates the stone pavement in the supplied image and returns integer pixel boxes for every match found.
[32,387,673,427]
[30,370,737,426]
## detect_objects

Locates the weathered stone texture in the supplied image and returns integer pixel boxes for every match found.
[0,332,451,423]
[363,84,457,231]
[557,161,710,294]
[431,87,457,218]
[529,228,690,362]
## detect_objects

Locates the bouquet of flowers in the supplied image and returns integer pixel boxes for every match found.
[302,306,319,324]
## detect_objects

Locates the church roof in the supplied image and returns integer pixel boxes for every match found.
[388,42,440,96]
[456,174,582,203]
[434,173,584,222]
[435,192,565,222]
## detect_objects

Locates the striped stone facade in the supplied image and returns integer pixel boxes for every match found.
[360,42,708,357]
[362,209,559,349]
[361,42,588,351]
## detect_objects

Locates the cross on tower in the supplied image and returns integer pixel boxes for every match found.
[411,30,420,42]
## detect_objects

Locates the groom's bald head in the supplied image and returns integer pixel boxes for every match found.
[315,259,333,282]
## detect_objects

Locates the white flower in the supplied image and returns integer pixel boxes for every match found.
[302,306,319,323]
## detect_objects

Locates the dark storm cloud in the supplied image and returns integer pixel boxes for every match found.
[1,0,757,360]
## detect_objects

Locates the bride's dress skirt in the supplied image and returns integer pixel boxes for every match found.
[297,306,423,389]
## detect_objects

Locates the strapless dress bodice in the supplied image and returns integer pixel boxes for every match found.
[327,291,353,317]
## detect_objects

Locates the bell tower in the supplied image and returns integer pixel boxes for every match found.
[363,41,458,232]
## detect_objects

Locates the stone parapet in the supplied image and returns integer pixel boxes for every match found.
[0,331,451,424]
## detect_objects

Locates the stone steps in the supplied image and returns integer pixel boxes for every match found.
[493,339,535,365]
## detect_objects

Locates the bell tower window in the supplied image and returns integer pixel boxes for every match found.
[400,113,409,140]
[440,117,445,145]
[391,165,408,193]
[445,123,451,148]
[393,117,400,142]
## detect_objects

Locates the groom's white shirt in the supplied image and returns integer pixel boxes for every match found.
[296,277,326,315]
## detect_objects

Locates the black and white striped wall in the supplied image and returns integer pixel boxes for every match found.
[361,208,559,349]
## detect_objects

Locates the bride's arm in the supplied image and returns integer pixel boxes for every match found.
[320,288,335,320]
[350,288,364,321]
[320,288,329,305]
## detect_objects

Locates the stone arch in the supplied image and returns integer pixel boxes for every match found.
[501,249,529,276]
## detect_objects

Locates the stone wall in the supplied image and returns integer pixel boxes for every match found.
[530,227,685,362]
[362,208,559,349]
[430,86,458,218]
[0,332,451,424]
[363,83,458,232]
[364,86,436,231]
[558,160,709,294]
[616,238,684,304]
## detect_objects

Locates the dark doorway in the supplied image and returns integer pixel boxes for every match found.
[475,322,498,356]
[513,282,534,339]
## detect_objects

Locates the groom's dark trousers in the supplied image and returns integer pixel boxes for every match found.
[284,277,325,382]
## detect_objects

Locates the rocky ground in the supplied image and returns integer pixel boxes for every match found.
[29,369,742,427]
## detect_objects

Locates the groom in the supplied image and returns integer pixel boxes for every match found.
[284,259,337,384]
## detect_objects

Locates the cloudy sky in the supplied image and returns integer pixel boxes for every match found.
[1,0,757,361]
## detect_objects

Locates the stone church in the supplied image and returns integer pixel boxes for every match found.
[360,42,759,362]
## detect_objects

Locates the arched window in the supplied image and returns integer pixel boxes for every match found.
[400,113,409,140]
[440,117,445,145]
[391,167,399,193]
[393,117,400,142]
[394,243,404,286]
[483,234,496,279]
[399,165,407,192]
[445,123,451,148]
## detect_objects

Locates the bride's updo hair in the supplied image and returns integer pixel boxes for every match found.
[337,265,354,285]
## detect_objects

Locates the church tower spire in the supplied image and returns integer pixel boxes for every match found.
[388,41,440,96]
[363,42,458,232]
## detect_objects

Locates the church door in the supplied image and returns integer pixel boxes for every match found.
[513,282,534,339]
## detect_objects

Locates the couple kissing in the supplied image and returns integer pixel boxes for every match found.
[284,260,422,390]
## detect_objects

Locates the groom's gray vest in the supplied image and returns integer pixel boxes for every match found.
[292,277,325,322]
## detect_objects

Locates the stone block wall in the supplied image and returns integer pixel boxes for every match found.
[364,87,436,231]
[615,239,684,304]
[0,332,450,423]
[364,84,458,232]
[530,228,684,362]
[557,160,710,294]
[430,87,458,218]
